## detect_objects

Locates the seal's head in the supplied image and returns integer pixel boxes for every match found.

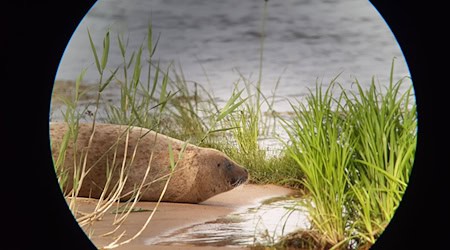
[182,147,249,203]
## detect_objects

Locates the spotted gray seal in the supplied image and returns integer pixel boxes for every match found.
[50,122,249,203]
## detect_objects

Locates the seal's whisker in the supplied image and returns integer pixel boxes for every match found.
[231,176,247,187]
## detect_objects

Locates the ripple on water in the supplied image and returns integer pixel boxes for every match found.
[145,195,310,247]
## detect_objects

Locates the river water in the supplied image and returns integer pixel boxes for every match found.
[54,0,412,113]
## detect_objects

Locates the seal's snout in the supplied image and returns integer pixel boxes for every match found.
[229,164,249,187]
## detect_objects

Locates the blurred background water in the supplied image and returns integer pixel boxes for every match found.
[54,0,412,112]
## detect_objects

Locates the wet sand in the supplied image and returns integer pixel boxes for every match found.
[75,184,297,250]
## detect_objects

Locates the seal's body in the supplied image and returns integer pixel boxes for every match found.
[50,122,248,203]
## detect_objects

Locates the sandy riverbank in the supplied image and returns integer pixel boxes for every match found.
[73,184,298,250]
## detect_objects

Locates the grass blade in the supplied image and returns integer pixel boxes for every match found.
[87,28,102,75]
[101,30,110,71]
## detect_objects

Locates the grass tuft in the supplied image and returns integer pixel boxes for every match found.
[280,60,416,248]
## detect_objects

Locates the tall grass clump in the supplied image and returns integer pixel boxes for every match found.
[156,64,227,143]
[282,62,416,249]
[215,73,301,185]
[282,78,354,248]
[344,63,416,248]
[102,25,238,144]
[104,24,170,131]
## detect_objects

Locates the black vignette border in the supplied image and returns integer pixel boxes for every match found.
[368,1,440,250]
[4,1,97,250]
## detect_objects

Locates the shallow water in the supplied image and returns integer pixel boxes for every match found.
[54,0,412,114]
[144,195,310,247]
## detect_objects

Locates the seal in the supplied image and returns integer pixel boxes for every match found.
[50,122,249,203]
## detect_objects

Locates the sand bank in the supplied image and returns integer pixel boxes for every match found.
[73,184,297,249]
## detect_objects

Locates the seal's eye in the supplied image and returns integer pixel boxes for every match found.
[217,163,220,167]
[226,163,233,171]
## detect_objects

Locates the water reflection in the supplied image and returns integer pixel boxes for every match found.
[145,196,310,247]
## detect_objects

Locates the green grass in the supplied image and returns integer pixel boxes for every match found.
[344,63,416,247]
[280,60,416,249]
[282,79,353,248]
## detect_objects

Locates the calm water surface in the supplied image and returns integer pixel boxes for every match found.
[55,0,412,113]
